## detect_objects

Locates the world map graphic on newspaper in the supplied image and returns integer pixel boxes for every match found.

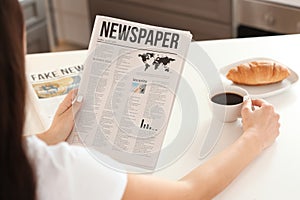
[138,52,175,72]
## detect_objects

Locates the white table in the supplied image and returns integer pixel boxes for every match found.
[26,34,300,199]
[261,0,300,8]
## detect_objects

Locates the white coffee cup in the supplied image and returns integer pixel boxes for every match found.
[209,86,249,123]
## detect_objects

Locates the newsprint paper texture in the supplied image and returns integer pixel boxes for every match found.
[27,64,84,130]
[67,16,192,171]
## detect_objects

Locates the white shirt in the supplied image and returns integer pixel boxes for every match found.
[26,136,127,200]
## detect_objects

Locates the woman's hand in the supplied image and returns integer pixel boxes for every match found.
[241,99,280,152]
[37,90,83,145]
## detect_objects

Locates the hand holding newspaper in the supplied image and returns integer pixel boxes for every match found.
[26,63,84,131]
[67,16,192,170]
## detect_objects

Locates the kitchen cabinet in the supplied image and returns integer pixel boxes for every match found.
[51,0,91,47]
[20,0,50,53]
[234,0,300,37]
[88,0,232,40]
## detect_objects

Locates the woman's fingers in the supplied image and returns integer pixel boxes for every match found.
[72,95,83,115]
[56,89,78,115]
[251,99,271,107]
[241,99,253,115]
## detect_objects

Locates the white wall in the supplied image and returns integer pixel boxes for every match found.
[52,0,91,47]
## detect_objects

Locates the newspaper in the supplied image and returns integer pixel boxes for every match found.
[27,64,84,129]
[67,16,192,170]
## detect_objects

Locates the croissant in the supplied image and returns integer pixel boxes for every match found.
[226,60,291,85]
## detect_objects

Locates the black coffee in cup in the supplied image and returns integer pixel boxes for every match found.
[211,92,243,105]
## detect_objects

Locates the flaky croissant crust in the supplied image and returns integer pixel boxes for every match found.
[226,60,291,85]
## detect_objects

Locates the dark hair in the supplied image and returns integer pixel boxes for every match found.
[0,0,36,199]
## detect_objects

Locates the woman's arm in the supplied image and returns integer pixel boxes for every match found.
[37,89,82,145]
[122,99,280,200]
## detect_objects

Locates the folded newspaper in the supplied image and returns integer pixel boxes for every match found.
[26,61,84,131]
[28,15,192,170]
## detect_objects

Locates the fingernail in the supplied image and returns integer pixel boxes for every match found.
[243,95,250,101]
[76,95,83,103]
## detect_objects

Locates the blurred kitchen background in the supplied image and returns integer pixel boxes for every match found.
[19,0,300,54]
